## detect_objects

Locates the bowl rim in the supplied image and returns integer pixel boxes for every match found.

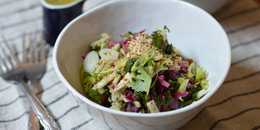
[53,0,231,117]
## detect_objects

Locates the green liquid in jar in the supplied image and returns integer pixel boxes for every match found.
[45,0,76,5]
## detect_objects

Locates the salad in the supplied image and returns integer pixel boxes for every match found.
[80,26,209,113]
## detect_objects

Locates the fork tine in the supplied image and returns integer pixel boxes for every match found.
[34,34,39,64]
[40,32,45,63]
[1,34,21,67]
[0,53,7,74]
[29,33,34,64]
[0,43,13,70]
[22,33,28,64]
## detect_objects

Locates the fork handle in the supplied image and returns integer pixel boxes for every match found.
[27,81,40,130]
[19,80,60,130]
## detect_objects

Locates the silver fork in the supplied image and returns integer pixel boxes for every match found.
[22,33,47,130]
[0,35,59,130]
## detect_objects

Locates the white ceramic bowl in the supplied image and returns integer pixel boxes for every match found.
[53,0,231,129]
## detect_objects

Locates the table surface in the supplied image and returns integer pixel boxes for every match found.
[1,0,260,130]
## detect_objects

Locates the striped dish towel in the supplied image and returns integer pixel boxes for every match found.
[180,0,260,129]
[0,0,109,130]
[0,0,260,130]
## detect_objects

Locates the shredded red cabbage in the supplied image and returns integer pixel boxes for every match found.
[107,38,115,47]
[118,39,131,52]
[171,70,178,78]
[187,83,191,88]
[110,29,146,52]
[168,91,189,110]
[168,100,179,109]
[172,91,189,101]
[81,56,85,60]
[159,84,164,95]
[111,84,116,89]
[126,102,133,112]
[133,29,146,35]
[162,95,165,100]
[126,102,140,113]
[160,105,168,111]
[125,93,137,103]
[180,62,189,72]
[163,41,167,45]
[139,29,146,33]
[157,75,170,88]
[151,93,159,104]
[189,78,194,82]
[180,91,189,97]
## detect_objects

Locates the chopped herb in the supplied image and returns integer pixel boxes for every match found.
[117,71,122,75]
[157,90,173,105]
[129,107,135,112]
[152,30,164,49]
[132,78,136,82]
[148,60,155,67]
[83,70,112,94]
[152,26,173,54]
[182,100,192,107]
[191,85,201,94]
[162,43,168,53]
[193,92,198,101]
[104,86,110,96]
[128,31,133,35]
[140,109,145,113]
[121,31,133,41]
[182,92,192,101]
[162,63,166,67]
[102,43,109,49]
[170,81,179,87]
[165,44,173,54]
[88,88,102,103]
[178,100,182,108]
[90,44,100,52]
[164,25,170,33]
[134,91,145,99]
[125,58,136,73]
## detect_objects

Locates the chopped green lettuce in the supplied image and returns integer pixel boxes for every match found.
[82,70,112,103]
[90,33,110,47]
[200,79,209,89]
[116,56,128,67]
[130,66,152,95]
[131,48,155,72]
[195,67,204,82]
[178,79,189,93]
[121,31,133,41]
[188,62,196,78]
[177,78,185,84]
